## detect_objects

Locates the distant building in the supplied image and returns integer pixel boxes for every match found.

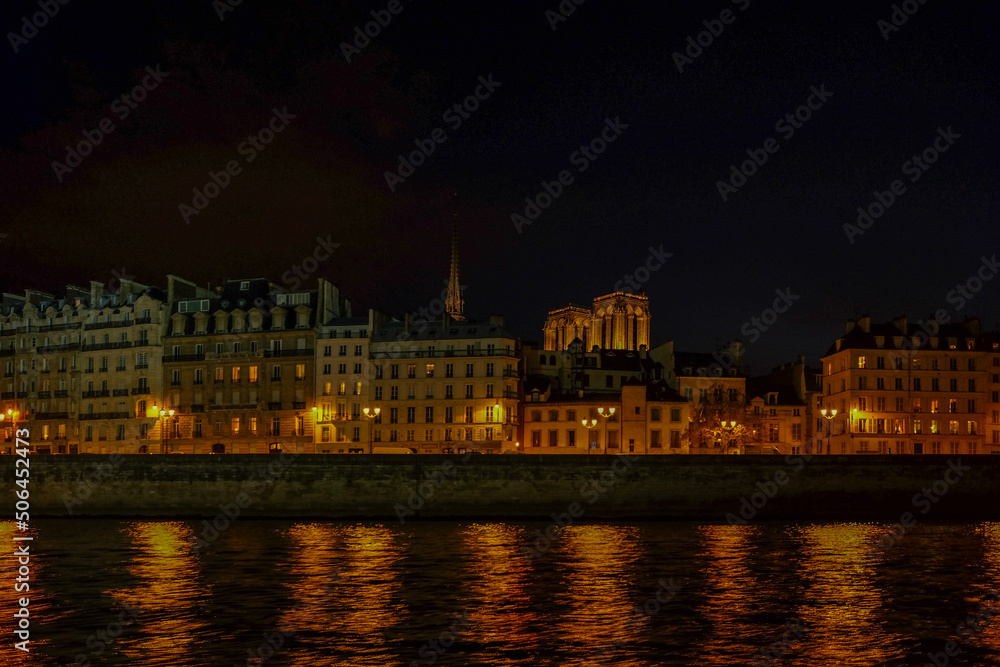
[745,357,820,455]
[543,291,651,352]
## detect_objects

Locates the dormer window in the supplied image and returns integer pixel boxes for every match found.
[240,281,250,290]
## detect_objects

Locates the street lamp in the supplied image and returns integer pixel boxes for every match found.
[597,407,615,454]
[363,406,380,454]
[158,408,174,454]
[820,408,837,455]
[0,409,22,448]
[581,418,598,452]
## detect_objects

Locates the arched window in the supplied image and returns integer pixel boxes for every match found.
[212,443,226,454]
[136,399,146,417]
[268,442,282,454]
[137,444,148,454]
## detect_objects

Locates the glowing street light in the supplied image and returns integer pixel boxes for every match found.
[820,408,838,455]
[581,418,598,452]
[363,406,380,454]
[597,407,615,454]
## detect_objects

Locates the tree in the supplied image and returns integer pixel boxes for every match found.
[682,380,757,453]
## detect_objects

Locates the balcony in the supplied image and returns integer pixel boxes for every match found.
[112,389,129,397]
[263,349,314,358]
[16,392,27,399]
[163,354,206,363]
[82,341,132,351]
[83,320,131,331]
[504,368,519,377]
[131,387,151,395]
[37,391,52,399]
[0,392,13,400]
[292,401,306,410]
[135,317,152,325]
[135,363,149,370]
[191,404,205,412]
[55,390,69,398]
[38,322,78,332]
[267,402,282,410]
[79,412,130,421]
[82,390,111,398]
[33,412,70,420]
[0,349,15,358]
[37,343,79,354]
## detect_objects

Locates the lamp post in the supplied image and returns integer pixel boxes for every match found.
[363,406,380,454]
[581,418,598,452]
[597,407,615,454]
[0,408,22,452]
[158,408,174,454]
[820,408,837,455]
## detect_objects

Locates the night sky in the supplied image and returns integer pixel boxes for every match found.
[1,0,996,374]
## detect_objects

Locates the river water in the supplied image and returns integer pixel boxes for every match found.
[2,519,1000,666]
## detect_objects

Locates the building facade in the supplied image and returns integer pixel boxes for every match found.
[820,316,1000,455]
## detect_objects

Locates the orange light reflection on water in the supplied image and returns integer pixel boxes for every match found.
[319,523,404,666]
[697,524,761,666]
[276,523,344,636]
[796,523,905,666]
[553,525,645,665]
[112,522,206,661]
[461,523,539,658]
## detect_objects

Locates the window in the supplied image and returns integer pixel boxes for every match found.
[425,407,434,423]
[445,363,454,378]
[858,376,867,390]
[465,384,474,399]
[426,364,435,378]
[407,407,416,423]
[531,431,541,447]
[549,430,558,447]
[390,365,398,379]
[407,364,416,379]
[877,356,885,369]
[932,378,940,392]
[858,356,866,369]
[249,366,258,383]
[466,363,474,377]
[390,386,398,400]
[271,417,281,436]
[323,364,332,375]
[390,408,398,424]
[486,362,494,377]
[231,417,240,435]
[339,345,347,357]
[296,364,306,380]
[486,383,494,398]
[914,378,922,391]
[232,367,241,382]
[465,406,473,423]
[271,366,281,381]
[354,345,363,356]
[670,430,681,448]
[792,424,802,440]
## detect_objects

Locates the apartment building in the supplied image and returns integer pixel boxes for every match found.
[368,315,519,454]
[159,277,342,454]
[820,316,1000,455]
[0,280,169,455]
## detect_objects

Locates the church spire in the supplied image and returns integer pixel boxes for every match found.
[445,216,465,321]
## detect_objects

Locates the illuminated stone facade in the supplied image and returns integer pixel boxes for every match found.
[543,292,650,352]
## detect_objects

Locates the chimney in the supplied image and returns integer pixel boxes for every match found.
[489,314,505,328]
[404,312,412,335]
[90,280,104,306]
[846,319,856,334]
[892,316,908,334]
[858,316,871,333]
